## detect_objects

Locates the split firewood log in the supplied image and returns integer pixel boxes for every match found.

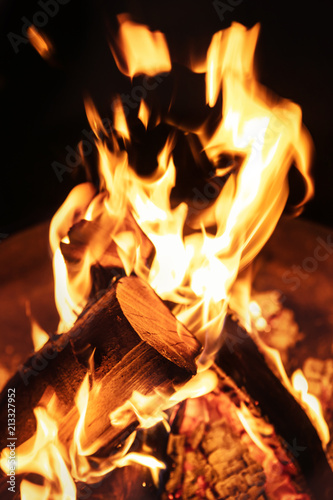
[0,276,201,454]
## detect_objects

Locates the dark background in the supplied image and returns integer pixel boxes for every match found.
[0,0,332,236]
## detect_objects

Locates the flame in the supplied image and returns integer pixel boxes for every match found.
[0,394,76,500]
[27,19,316,499]
[25,302,49,351]
[246,294,330,449]
[112,96,130,140]
[138,99,150,128]
[110,14,171,78]
[20,480,51,500]
[249,300,268,331]
[114,451,166,486]
[84,97,109,138]
[237,403,274,458]
[0,376,149,498]
[245,293,330,450]
[292,369,330,447]
[68,373,125,482]
[110,391,169,431]
[50,22,313,360]
[49,182,97,331]
[31,319,49,351]
[236,403,306,499]
[27,26,53,60]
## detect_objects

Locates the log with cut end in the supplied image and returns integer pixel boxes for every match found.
[216,315,333,500]
[0,276,201,454]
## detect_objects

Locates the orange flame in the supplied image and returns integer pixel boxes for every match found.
[29,19,317,498]
[247,297,330,449]
[110,14,171,77]
[49,22,314,359]
[27,26,53,60]
[112,96,130,140]
[25,302,49,351]
[0,377,156,498]
[138,99,150,129]
[0,393,76,499]
[114,451,165,486]
[292,369,330,447]
[30,318,49,352]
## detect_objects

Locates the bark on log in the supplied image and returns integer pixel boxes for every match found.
[0,276,201,454]
[216,315,333,500]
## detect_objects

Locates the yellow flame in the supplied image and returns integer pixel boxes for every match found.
[170,370,219,403]
[138,99,150,128]
[0,395,76,500]
[1,378,151,498]
[110,14,171,77]
[41,20,316,497]
[21,480,51,500]
[110,391,169,431]
[112,96,130,140]
[31,319,49,351]
[114,452,166,486]
[49,182,97,332]
[237,403,274,458]
[247,295,329,449]
[26,302,49,351]
[206,24,259,108]
[50,21,313,361]
[84,98,109,138]
[292,369,330,447]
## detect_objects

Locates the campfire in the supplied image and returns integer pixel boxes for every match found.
[1,15,333,500]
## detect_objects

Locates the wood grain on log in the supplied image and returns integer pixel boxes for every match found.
[0,276,201,455]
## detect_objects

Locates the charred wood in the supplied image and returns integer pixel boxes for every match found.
[216,315,333,500]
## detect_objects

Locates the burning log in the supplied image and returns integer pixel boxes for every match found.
[0,276,201,455]
[216,315,333,500]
